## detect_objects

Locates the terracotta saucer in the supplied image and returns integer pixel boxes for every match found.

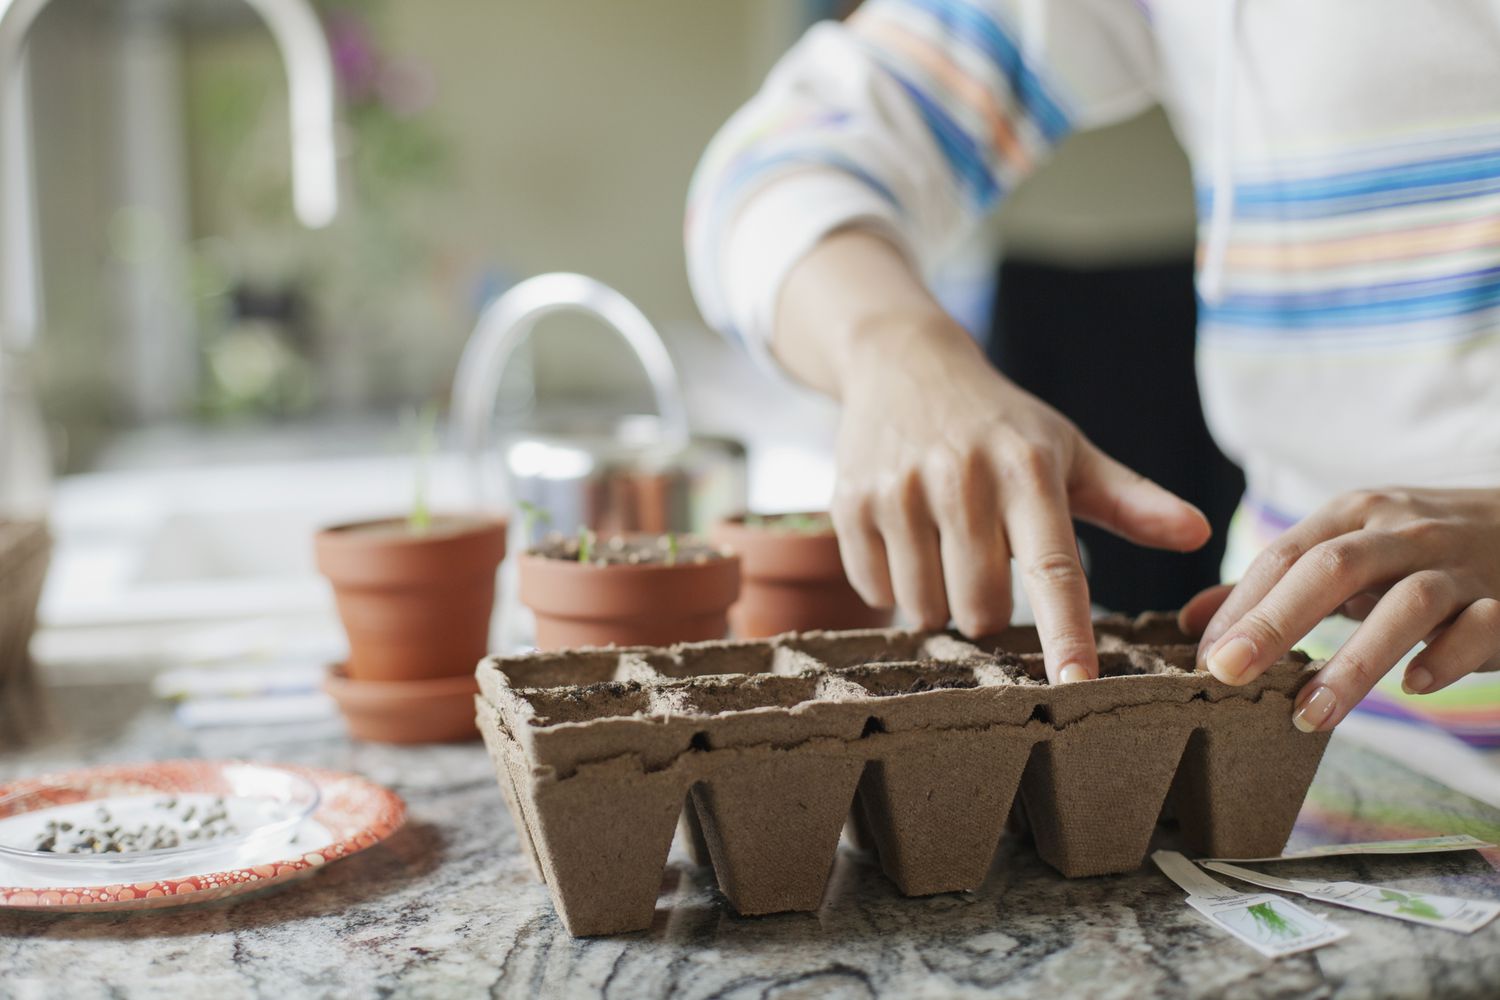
[325,665,480,744]
[0,760,405,911]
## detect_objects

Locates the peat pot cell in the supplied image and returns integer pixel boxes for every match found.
[1095,616,1194,646]
[519,682,653,726]
[490,649,625,689]
[780,632,932,670]
[971,627,1044,656]
[1095,651,1155,678]
[998,654,1047,684]
[648,644,776,680]
[1152,645,1201,674]
[669,674,824,715]
[836,662,982,697]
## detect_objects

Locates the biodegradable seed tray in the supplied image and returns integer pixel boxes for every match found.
[475,613,1330,937]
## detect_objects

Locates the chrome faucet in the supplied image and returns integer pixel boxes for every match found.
[452,272,692,509]
[0,0,340,351]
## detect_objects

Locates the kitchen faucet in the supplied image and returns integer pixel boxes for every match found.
[0,0,340,353]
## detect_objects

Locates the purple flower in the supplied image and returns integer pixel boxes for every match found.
[327,11,380,103]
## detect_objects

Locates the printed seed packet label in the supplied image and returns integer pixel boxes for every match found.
[1204,862,1500,934]
[1185,893,1351,958]
[1209,834,1494,863]
[1152,851,1349,957]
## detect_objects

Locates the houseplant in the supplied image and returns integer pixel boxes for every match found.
[518,529,739,649]
[713,512,892,638]
[315,406,507,742]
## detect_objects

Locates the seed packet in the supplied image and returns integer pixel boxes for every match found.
[1204,861,1500,934]
[1153,850,1350,958]
[1209,834,1494,864]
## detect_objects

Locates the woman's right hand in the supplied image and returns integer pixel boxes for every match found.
[775,229,1210,682]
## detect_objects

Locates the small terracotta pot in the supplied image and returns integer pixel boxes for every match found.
[714,514,893,638]
[324,664,480,743]
[315,515,507,682]
[518,548,740,650]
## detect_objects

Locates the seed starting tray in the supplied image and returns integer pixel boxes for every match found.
[476,614,1329,936]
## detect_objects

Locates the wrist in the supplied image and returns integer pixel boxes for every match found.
[836,307,981,396]
[775,228,973,397]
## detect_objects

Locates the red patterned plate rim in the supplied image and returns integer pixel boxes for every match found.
[0,760,406,911]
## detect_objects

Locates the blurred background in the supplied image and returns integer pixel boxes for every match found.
[1,0,1236,700]
[26,0,822,464]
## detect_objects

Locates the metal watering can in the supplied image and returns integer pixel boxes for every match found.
[451,273,746,544]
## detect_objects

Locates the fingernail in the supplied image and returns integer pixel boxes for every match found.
[1058,662,1091,684]
[1292,686,1337,733]
[1206,635,1256,684]
[1402,666,1433,696]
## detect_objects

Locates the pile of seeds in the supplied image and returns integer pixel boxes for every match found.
[29,797,240,855]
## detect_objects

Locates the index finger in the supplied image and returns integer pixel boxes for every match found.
[1001,469,1096,684]
[1196,497,1369,660]
[1204,529,1416,685]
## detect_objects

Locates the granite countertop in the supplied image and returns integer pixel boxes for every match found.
[3,681,1500,999]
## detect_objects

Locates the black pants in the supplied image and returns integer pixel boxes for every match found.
[985,257,1244,615]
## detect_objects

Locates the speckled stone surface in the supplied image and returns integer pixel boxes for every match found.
[2,681,1499,999]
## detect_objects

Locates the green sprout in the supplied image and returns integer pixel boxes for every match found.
[1247,901,1297,939]
[577,527,592,564]
[745,512,832,534]
[779,512,832,534]
[517,499,552,540]
[665,532,679,565]
[403,401,440,536]
[1378,889,1442,921]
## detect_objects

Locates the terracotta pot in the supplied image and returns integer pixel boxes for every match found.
[518,548,740,650]
[324,664,480,743]
[713,514,893,638]
[315,515,507,682]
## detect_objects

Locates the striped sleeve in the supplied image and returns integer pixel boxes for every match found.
[685,0,1161,361]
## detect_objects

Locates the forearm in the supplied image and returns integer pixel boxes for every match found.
[771,228,983,399]
[691,2,1158,379]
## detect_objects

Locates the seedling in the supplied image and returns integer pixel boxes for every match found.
[518,500,552,540]
[665,532,678,565]
[745,512,832,534]
[577,527,593,564]
[402,401,440,536]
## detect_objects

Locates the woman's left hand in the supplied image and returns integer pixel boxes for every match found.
[1178,488,1500,733]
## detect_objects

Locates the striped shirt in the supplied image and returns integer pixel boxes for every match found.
[686,0,1500,740]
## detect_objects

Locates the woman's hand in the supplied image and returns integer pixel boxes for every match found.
[1182,488,1500,732]
[774,229,1211,683]
[832,313,1209,681]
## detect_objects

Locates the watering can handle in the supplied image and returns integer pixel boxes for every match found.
[451,273,690,508]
